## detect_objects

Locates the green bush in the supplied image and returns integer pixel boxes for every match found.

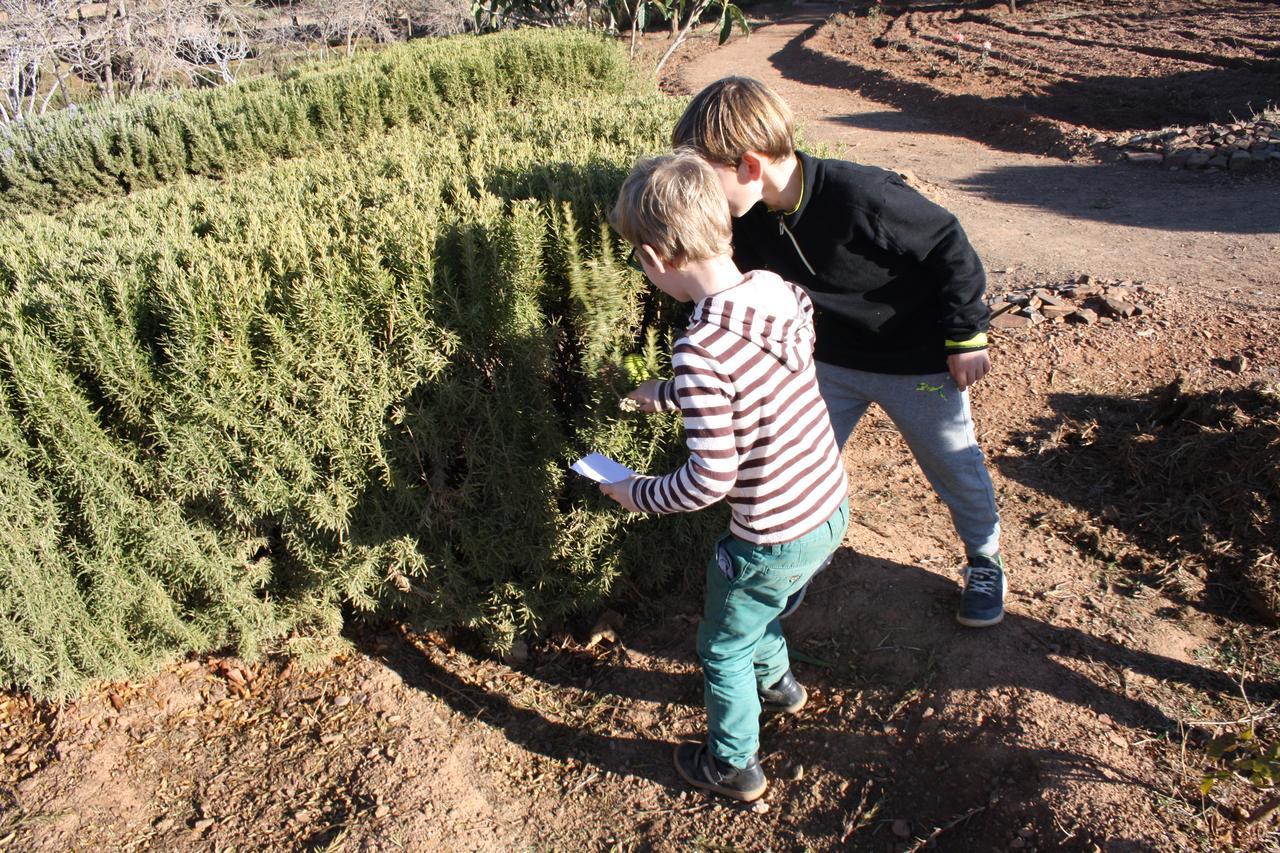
[0,90,716,698]
[0,30,636,219]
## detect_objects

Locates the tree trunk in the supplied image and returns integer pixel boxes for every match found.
[655,0,710,75]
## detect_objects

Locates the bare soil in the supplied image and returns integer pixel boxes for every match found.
[4,5,1280,851]
[817,0,1280,156]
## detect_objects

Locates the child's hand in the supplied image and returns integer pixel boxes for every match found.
[599,478,641,512]
[622,380,664,413]
[947,350,991,392]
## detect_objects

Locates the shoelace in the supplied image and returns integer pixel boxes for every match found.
[966,567,1000,595]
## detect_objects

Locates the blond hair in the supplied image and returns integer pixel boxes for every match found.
[609,149,732,267]
[671,76,795,166]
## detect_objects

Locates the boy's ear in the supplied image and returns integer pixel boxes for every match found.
[738,151,766,181]
[638,244,667,273]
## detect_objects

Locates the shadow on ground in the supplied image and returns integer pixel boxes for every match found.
[998,381,1280,624]
[363,543,1279,848]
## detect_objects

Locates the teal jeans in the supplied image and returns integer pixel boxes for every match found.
[697,499,850,768]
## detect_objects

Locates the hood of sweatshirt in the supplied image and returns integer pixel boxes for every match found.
[688,270,815,374]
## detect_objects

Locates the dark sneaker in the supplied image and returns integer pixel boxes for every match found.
[672,741,767,802]
[957,554,1006,627]
[759,670,807,715]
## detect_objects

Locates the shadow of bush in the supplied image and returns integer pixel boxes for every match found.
[1000,378,1280,623]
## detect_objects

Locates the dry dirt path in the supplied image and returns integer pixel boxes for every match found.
[669,6,1280,297]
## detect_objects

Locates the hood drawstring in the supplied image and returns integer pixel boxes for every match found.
[778,217,816,277]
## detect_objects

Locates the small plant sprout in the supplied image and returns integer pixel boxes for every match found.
[979,39,992,70]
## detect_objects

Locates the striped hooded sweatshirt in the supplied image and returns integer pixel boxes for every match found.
[628,270,848,545]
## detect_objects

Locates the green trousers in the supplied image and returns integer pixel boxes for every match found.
[697,499,849,768]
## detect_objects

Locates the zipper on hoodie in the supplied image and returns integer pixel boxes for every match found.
[777,216,816,276]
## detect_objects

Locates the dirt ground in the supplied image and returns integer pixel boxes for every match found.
[817,0,1280,155]
[5,4,1280,851]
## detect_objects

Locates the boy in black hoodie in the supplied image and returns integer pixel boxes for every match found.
[672,76,1006,628]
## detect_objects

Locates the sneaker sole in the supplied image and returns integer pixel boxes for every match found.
[955,610,1005,628]
[672,742,767,803]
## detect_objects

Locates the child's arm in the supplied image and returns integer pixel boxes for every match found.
[623,378,679,413]
[870,175,991,384]
[603,345,737,514]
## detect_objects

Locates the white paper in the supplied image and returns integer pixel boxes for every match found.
[571,453,636,485]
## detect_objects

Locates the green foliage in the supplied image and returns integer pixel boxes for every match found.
[0,29,635,219]
[1201,729,1280,794]
[0,42,715,697]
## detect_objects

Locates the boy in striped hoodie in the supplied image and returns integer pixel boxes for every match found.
[600,150,849,803]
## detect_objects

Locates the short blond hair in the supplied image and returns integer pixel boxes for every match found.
[609,149,732,267]
[671,76,795,166]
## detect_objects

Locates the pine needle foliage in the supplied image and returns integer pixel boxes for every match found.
[0,74,717,697]
[0,30,634,219]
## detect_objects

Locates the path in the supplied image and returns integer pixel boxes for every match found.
[670,7,1280,296]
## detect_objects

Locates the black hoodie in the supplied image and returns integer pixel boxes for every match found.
[731,151,990,375]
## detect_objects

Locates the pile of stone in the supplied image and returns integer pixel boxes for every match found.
[1095,112,1280,172]
[988,275,1153,330]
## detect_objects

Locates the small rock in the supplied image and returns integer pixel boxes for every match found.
[922,706,935,719]
[191,818,215,832]
[1228,354,1248,374]
[1100,295,1137,318]
[991,311,1034,330]
[333,695,351,708]
[1068,308,1098,325]
[1124,151,1163,165]
[1228,150,1254,171]
[1033,288,1068,307]
[375,804,390,818]
[1041,304,1075,320]
[293,809,313,824]
[892,818,912,838]
[750,800,770,815]
[785,764,805,781]
[1018,826,1035,839]
[154,817,174,833]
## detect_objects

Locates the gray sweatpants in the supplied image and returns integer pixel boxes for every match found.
[815,361,1001,558]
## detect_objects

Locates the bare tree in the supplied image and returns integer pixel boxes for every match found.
[0,0,78,124]
[166,0,255,86]
[399,0,470,37]
[306,0,395,58]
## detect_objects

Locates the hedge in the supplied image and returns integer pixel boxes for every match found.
[0,29,635,219]
[0,89,714,698]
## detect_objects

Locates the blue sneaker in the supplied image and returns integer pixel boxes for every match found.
[957,554,1006,627]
